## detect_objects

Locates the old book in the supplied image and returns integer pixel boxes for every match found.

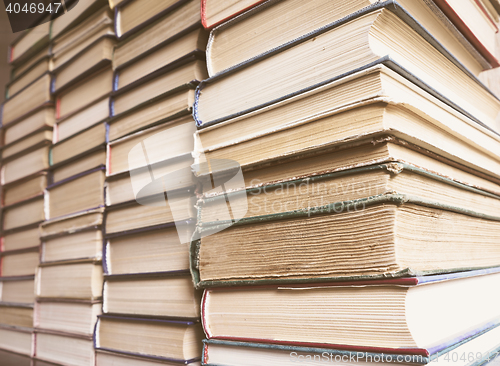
[206,0,488,77]
[41,229,102,264]
[51,148,107,183]
[95,315,203,362]
[114,28,207,90]
[2,196,45,231]
[55,96,109,141]
[6,56,52,97]
[52,6,114,70]
[46,168,105,220]
[2,173,47,207]
[2,105,54,146]
[0,304,33,329]
[36,262,103,300]
[113,0,201,68]
[56,68,113,119]
[115,0,182,38]
[34,330,94,366]
[108,89,194,141]
[0,277,35,304]
[104,225,193,275]
[0,326,32,356]
[202,327,500,366]
[40,208,104,238]
[433,0,499,66]
[50,0,108,40]
[2,227,40,252]
[108,116,195,175]
[111,59,207,116]
[195,8,500,131]
[53,36,115,92]
[103,274,200,319]
[0,249,40,277]
[201,0,263,29]
[201,269,500,353]
[193,195,500,286]
[11,45,50,79]
[0,146,48,185]
[195,66,500,180]
[1,128,52,160]
[96,350,201,366]
[106,154,195,206]
[34,300,101,336]
[1,74,52,125]
[105,191,195,235]
[9,23,50,64]
[51,123,106,165]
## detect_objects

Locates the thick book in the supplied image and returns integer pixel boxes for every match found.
[0,303,33,329]
[0,247,40,278]
[51,146,107,183]
[1,104,54,146]
[45,167,105,220]
[6,55,52,98]
[40,207,104,239]
[194,6,500,132]
[201,268,500,355]
[206,0,489,77]
[113,0,200,68]
[34,299,101,337]
[0,127,52,161]
[94,315,203,363]
[103,273,200,319]
[432,0,500,67]
[201,330,500,366]
[34,329,95,366]
[0,276,35,305]
[2,172,47,207]
[0,325,33,356]
[2,226,40,252]
[194,65,500,182]
[0,145,50,185]
[2,196,45,232]
[9,23,50,65]
[201,0,263,29]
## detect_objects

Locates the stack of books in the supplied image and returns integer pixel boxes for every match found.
[93,0,206,364]
[193,0,500,365]
[0,23,53,358]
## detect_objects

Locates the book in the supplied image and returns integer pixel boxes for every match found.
[115,0,186,38]
[53,35,115,92]
[2,196,45,232]
[35,262,103,300]
[0,249,40,277]
[2,173,47,207]
[194,65,500,180]
[206,0,489,77]
[201,0,263,29]
[9,23,50,64]
[201,330,500,366]
[34,300,101,336]
[41,229,102,264]
[54,95,109,142]
[433,0,500,67]
[103,225,193,275]
[51,6,114,70]
[95,315,203,362]
[40,208,104,238]
[0,146,50,185]
[50,122,106,166]
[0,128,52,161]
[113,0,201,68]
[1,105,54,146]
[45,168,105,220]
[0,304,33,329]
[200,268,500,353]
[34,330,95,366]
[114,28,207,90]
[194,8,500,132]
[0,276,35,304]
[0,326,33,356]
[103,274,200,319]
[56,68,113,119]
[6,56,52,98]
[2,227,40,252]
[1,74,52,125]
[51,147,107,183]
